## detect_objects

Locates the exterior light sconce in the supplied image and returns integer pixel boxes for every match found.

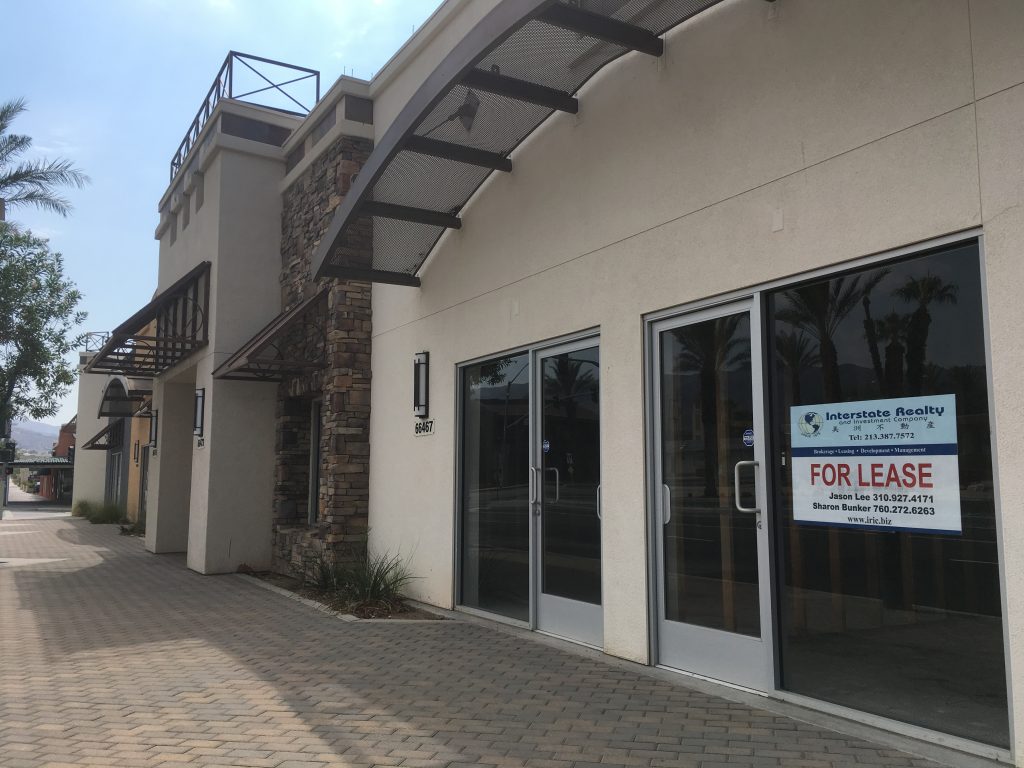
[193,389,205,437]
[413,352,429,418]
[149,409,159,448]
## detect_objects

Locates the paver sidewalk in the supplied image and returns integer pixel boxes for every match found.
[0,518,953,768]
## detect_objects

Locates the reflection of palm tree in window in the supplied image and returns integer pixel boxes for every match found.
[860,270,890,392]
[497,361,530,492]
[674,316,749,500]
[894,273,958,396]
[777,276,873,401]
[543,357,597,421]
[875,311,907,397]
[776,330,819,403]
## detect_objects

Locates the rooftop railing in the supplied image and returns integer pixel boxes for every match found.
[81,332,111,352]
[169,52,320,182]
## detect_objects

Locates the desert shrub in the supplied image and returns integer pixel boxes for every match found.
[300,545,343,592]
[72,500,94,518]
[84,503,126,524]
[297,543,416,611]
[336,550,415,610]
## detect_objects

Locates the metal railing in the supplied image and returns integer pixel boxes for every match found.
[81,332,111,352]
[169,52,321,182]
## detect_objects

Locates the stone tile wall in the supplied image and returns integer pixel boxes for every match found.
[272,133,373,576]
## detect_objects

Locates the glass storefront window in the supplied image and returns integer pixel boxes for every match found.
[767,240,1008,747]
[459,352,531,621]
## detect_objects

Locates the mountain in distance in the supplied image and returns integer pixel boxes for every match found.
[11,421,60,455]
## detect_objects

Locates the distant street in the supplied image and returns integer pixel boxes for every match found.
[2,483,71,520]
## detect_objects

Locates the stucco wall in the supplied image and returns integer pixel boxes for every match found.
[183,143,285,574]
[366,0,1024,754]
[70,357,109,510]
[150,110,289,572]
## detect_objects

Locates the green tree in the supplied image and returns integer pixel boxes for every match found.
[0,223,86,429]
[0,98,89,220]
[894,273,958,396]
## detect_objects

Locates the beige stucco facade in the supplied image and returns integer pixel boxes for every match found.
[146,102,295,573]
[362,0,1024,760]
[70,353,107,510]
[94,0,1024,759]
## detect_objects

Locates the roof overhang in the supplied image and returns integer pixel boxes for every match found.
[213,287,329,381]
[85,261,211,377]
[312,0,725,286]
[97,376,153,418]
[81,423,116,451]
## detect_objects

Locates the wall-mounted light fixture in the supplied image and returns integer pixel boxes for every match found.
[149,409,159,447]
[193,389,205,437]
[413,352,429,419]
[133,440,140,464]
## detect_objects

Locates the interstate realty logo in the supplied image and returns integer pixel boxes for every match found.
[798,411,823,437]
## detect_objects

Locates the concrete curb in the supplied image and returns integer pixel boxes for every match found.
[234,573,359,622]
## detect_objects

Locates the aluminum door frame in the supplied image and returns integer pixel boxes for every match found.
[531,335,604,648]
[649,297,774,691]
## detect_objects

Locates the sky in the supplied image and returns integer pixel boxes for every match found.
[5,0,443,426]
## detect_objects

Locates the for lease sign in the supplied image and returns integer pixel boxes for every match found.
[790,394,961,533]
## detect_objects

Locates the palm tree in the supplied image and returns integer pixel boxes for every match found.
[894,273,958,396]
[775,330,819,403]
[0,99,89,220]
[673,316,748,498]
[859,269,890,393]
[776,277,866,400]
[875,312,907,396]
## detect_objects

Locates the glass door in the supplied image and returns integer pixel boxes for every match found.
[533,340,603,647]
[652,299,774,690]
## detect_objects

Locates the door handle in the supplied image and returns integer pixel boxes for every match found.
[662,483,671,525]
[545,467,560,502]
[596,484,601,520]
[529,466,537,504]
[734,460,760,514]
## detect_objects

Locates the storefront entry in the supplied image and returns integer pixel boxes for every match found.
[652,299,773,690]
[649,238,1009,748]
[459,336,603,648]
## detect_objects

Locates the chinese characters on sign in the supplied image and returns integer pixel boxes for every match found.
[790,394,961,533]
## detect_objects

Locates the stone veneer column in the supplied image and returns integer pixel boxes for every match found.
[271,133,374,575]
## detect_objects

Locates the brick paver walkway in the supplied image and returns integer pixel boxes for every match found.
[0,518,953,768]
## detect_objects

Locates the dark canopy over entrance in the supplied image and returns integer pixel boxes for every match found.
[312,0,724,286]
[97,377,153,418]
[213,287,329,381]
[85,262,211,377]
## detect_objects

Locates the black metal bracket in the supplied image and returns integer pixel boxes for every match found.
[361,201,462,229]
[539,4,664,57]
[318,266,422,287]
[406,135,513,172]
[462,68,579,113]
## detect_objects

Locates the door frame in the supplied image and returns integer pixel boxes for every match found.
[452,327,602,643]
[531,335,603,647]
[646,296,775,690]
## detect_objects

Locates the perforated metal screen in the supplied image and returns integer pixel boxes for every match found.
[317,0,725,285]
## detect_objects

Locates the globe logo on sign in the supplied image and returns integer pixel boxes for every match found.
[798,411,823,437]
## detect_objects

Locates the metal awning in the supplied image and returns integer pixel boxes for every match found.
[312,0,724,286]
[85,261,211,377]
[213,287,329,381]
[81,423,116,451]
[97,377,153,418]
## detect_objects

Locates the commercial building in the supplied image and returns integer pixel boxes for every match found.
[84,0,1024,763]
[36,417,75,502]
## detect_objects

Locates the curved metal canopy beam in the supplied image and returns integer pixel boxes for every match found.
[313,0,724,286]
